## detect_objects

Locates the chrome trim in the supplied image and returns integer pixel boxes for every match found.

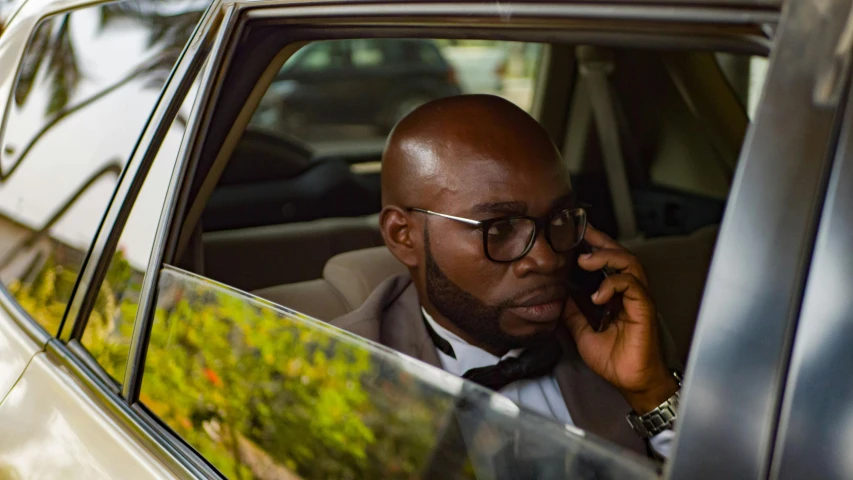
[244,3,779,26]
[667,1,851,478]
[122,4,237,402]
[67,337,121,396]
[769,77,853,480]
[44,339,210,479]
[61,2,217,343]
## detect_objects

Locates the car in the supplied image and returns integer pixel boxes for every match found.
[252,38,463,136]
[0,0,851,479]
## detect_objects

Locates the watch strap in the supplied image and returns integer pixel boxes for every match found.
[626,370,683,438]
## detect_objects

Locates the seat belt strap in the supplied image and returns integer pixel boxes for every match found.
[577,46,638,240]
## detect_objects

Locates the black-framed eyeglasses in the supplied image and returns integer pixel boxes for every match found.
[407,206,588,263]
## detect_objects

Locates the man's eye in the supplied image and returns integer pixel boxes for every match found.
[487,222,514,238]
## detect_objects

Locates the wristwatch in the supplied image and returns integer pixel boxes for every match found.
[626,370,683,438]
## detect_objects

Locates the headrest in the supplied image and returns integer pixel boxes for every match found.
[323,246,408,309]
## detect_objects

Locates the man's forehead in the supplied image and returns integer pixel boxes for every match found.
[422,150,572,213]
[468,192,576,216]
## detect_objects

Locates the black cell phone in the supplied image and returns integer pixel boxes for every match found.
[568,241,621,332]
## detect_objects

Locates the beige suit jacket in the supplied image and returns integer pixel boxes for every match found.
[331,273,667,456]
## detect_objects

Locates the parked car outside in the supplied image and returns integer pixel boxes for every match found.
[252,38,462,137]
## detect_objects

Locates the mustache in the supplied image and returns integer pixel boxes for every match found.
[498,281,570,309]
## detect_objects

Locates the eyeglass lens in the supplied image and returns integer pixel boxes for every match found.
[485,208,585,261]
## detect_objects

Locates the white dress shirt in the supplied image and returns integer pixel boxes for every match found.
[422,308,674,458]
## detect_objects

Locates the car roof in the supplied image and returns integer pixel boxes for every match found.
[11,0,782,21]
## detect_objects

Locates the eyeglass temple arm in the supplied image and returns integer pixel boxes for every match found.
[407,208,483,226]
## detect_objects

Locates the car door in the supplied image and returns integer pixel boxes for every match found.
[767,23,853,480]
[668,0,853,478]
[0,0,219,477]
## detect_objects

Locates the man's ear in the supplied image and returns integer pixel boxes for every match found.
[379,206,419,268]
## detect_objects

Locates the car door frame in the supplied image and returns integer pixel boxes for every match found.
[89,1,780,477]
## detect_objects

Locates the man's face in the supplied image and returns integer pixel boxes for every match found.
[416,143,574,353]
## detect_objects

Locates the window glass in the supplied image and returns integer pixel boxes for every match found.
[141,267,657,480]
[81,79,201,385]
[0,0,201,334]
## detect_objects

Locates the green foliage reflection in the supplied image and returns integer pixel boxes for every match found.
[140,269,455,479]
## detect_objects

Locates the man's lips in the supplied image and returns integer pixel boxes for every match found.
[507,286,568,323]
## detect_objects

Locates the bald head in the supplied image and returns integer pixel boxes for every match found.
[381,95,563,207]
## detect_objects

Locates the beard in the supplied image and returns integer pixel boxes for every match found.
[423,225,557,353]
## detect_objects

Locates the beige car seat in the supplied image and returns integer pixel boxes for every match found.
[255,224,718,362]
[204,215,384,291]
[253,246,407,320]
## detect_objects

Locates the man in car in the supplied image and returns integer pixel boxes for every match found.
[331,94,681,458]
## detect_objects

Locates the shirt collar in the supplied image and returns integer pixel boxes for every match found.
[422,308,523,374]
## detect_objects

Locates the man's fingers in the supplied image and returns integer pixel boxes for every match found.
[591,273,649,305]
[583,224,623,251]
[577,249,648,286]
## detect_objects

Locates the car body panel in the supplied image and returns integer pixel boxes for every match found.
[0,352,177,479]
[769,67,853,480]
[0,310,40,402]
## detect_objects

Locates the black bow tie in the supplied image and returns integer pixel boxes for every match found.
[423,315,563,391]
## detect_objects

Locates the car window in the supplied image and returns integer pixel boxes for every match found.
[0,0,198,335]
[199,38,544,294]
[80,78,201,386]
[139,266,658,480]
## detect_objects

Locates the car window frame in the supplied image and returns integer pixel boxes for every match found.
[80,2,787,478]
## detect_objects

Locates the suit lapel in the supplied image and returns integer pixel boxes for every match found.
[553,331,646,455]
[380,279,442,368]
[330,274,441,368]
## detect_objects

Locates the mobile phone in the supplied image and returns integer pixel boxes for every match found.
[568,241,621,332]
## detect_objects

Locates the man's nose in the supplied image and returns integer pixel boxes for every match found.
[512,228,565,276]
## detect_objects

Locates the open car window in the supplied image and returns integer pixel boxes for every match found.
[139,266,658,479]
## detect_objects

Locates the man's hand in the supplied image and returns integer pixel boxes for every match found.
[564,226,678,414]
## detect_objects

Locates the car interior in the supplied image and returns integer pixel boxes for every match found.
[170,34,764,366]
